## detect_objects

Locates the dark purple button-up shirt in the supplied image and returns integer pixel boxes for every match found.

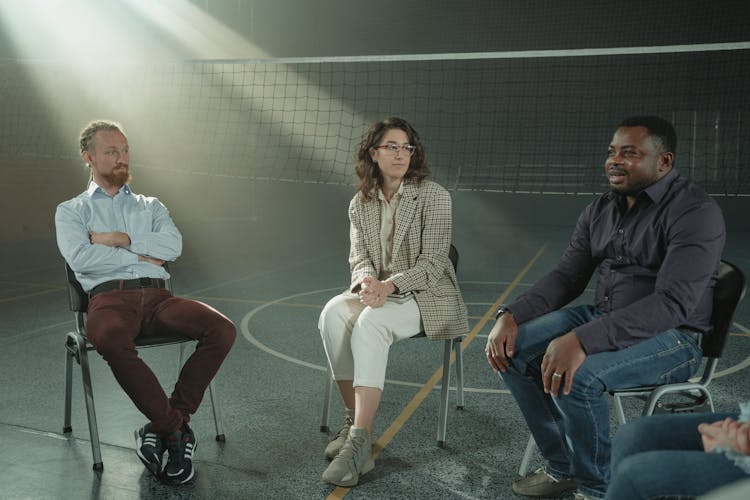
[507,169,726,354]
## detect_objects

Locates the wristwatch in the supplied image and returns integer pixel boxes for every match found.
[494,305,511,321]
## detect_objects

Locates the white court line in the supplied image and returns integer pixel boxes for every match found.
[240,283,749,389]
[239,286,510,394]
[712,321,750,378]
[16,427,70,441]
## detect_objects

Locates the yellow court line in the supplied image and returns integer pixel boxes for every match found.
[326,245,547,499]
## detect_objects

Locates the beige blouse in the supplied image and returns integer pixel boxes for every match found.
[377,182,404,281]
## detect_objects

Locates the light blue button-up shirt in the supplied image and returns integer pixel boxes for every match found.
[55,181,182,292]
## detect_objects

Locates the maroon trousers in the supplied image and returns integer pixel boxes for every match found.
[85,288,236,435]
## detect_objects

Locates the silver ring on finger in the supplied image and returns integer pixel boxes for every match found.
[552,372,563,378]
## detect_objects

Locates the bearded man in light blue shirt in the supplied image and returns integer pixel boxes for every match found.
[55,120,236,485]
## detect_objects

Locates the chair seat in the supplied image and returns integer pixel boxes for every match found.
[134,333,194,348]
[67,330,195,350]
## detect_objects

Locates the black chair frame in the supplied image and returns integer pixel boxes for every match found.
[518,259,746,476]
[320,244,465,448]
[62,263,226,471]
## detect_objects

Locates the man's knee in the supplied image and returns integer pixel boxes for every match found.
[566,362,608,397]
[211,316,237,352]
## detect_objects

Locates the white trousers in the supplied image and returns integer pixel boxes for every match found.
[318,292,422,390]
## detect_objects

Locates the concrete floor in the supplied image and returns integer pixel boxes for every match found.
[1,185,748,499]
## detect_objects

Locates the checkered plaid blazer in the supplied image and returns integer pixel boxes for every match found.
[348,179,469,340]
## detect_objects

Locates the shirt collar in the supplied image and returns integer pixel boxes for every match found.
[377,181,404,202]
[641,168,678,205]
[607,168,678,206]
[86,180,131,197]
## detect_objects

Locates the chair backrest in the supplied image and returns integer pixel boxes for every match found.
[65,263,89,313]
[448,244,458,273]
[702,260,746,358]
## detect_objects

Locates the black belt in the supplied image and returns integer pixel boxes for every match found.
[90,277,166,297]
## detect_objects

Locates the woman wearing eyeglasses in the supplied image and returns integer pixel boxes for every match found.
[318,116,469,487]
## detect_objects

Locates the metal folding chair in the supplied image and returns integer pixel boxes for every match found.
[518,259,746,476]
[320,244,465,447]
[62,263,226,471]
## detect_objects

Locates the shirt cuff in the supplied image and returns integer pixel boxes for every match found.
[128,236,145,255]
[389,274,406,293]
[574,319,610,355]
[504,300,533,325]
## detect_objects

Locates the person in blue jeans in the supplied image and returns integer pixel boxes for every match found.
[485,116,726,499]
[606,404,750,499]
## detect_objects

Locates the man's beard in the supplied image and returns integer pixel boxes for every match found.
[609,180,649,198]
[101,168,132,187]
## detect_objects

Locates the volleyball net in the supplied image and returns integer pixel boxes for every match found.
[1,43,749,195]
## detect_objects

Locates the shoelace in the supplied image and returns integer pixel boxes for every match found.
[166,436,194,476]
[336,417,353,436]
[339,434,367,463]
[535,467,562,483]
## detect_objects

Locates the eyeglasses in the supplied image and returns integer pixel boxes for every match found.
[373,143,416,156]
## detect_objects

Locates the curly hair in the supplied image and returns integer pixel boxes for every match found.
[355,117,430,200]
[79,119,125,154]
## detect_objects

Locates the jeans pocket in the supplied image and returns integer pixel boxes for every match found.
[654,331,701,384]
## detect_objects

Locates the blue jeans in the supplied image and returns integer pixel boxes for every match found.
[606,412,747,499]
[499,305,702,498]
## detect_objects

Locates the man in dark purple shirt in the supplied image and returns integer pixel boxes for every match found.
[485,116,726,499]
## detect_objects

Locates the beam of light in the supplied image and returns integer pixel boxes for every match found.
[121,0,267,60]
[119,0,363,188]
[0,0,363,191]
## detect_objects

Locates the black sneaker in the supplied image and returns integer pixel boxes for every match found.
[164,423,197,484]
[135,423,165,477]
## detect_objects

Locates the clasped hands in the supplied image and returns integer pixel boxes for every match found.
[700,417,750,456]
[485,313,586,397]
[356,276,395,308]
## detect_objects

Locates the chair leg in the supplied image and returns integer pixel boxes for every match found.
[437,339,452,448]
[519,434,536,477]
[63,334,74,434]
[705,392,715,412]
[207,380,226,442]
[321,366,333,432]
[453,337,465,410]
[77,339,103,471]
[613,394,627,424]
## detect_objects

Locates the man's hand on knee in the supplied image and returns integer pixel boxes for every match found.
[485,313,518,373]
[541,332,586,397]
